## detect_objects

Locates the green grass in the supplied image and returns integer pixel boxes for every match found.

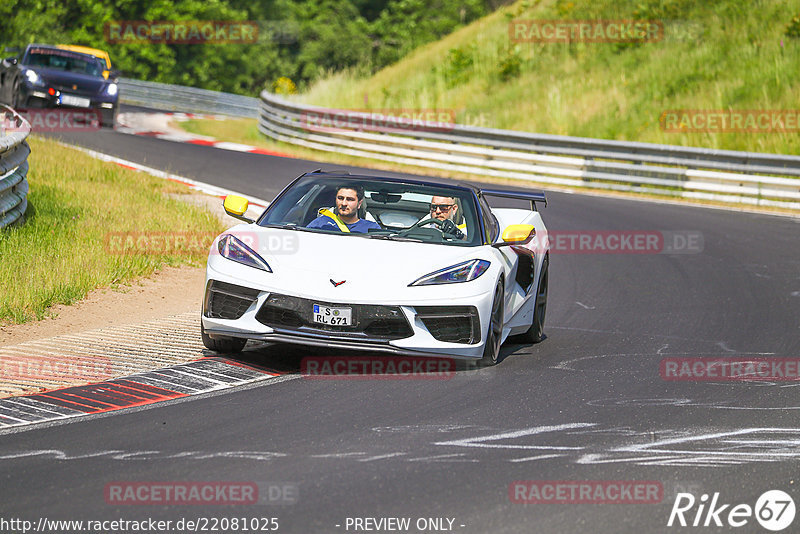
[179,118,264,146]
[298,0,800,155]
[0,136,224,324]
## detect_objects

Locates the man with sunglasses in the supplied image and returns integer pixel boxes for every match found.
[426,195,467,239]
[307,184,381,233]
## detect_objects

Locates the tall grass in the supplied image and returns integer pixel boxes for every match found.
[0,137,224,324]
[300,0,800,155]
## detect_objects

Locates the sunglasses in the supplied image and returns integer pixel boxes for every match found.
[430,204,455,212]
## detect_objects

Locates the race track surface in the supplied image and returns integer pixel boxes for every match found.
[3,119,799,533]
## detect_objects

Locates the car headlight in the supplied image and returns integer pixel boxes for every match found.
[105,83,118,96]
[409,259,490,286]
[25,69,43,86]
[217,234,272,272]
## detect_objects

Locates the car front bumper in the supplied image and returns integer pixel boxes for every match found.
[201,264,496,360]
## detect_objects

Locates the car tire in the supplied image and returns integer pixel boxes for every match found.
[201,324,247,354]
[518,255,548,344]
[479,280,504,367]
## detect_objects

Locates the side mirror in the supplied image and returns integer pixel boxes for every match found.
[4,57,18,66]
[224,195,254,223]
[493,224,535,247]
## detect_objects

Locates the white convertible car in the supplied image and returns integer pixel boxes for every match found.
[201,170,549,366]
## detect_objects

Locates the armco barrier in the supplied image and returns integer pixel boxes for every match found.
[119,78,259,118]
[0,105,31,229]
[257,90,800,211]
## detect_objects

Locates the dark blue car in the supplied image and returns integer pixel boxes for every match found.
[0,44,119,126]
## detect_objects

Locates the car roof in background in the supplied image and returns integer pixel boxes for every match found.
[25,44,98,61]
[56,45,112,69]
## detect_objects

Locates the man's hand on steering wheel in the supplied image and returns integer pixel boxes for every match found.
[399,217,463,239]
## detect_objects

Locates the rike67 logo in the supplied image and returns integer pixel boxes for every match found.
[668,490,795,531]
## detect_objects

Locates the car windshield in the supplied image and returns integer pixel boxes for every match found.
[25,49,105,77]
[259,175,482,246]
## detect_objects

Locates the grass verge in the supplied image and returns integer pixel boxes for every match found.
[0,136,225,324]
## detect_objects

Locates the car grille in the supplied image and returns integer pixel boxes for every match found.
[415,306,480,344]
[204,280,261,320]
[256,294,413,340]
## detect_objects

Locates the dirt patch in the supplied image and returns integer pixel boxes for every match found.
[0,265,207,346]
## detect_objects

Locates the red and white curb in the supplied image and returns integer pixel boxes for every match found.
[116,111,290,157]
[0,358,287,430]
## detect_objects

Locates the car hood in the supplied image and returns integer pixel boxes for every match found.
[25,66,105,93]
[222,226,492,302]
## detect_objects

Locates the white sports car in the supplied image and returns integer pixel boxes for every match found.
[201,170,549,366]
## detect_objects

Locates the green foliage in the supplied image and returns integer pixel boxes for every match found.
[786,14,800,38]
[497,45,522,81]
[302,0,800,156]
[0,0,493,95]
[442,45,475,87]
[370,0,489,68]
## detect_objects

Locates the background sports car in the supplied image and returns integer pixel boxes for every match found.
[0,44,118,126]
[201,170,550,366]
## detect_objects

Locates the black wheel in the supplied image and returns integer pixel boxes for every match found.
[519,255,548,343]
[201,324,247,354]
[479,281,504,367]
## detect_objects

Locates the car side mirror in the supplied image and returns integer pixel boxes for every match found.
[4,57,17,66]
[224,195,254,223]
[493,224,535,247]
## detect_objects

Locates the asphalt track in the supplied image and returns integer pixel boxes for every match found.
[2,116,799,533]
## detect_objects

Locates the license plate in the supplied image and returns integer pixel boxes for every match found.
[61,94,91,108]
[313,304,352,326]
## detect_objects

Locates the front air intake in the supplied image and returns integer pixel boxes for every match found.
[415,306,481,344]
[204,280,261,320]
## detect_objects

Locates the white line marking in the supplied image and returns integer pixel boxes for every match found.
[716,341,736,353]
[406,453,475,462]
[575,301,595,310]
[508,454,565,463]
[358,452,407,462]
[434,423,595,449]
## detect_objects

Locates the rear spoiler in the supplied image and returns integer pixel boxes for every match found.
[480,188,547,210]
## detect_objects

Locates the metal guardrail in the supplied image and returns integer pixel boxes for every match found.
[0,105,31,229]
[119,78,259,118]
[257,90,800,210]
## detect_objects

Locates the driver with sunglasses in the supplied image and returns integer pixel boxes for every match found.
[425,195,467,239]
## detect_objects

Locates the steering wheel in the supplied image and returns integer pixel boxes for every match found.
[398,217,464,239]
